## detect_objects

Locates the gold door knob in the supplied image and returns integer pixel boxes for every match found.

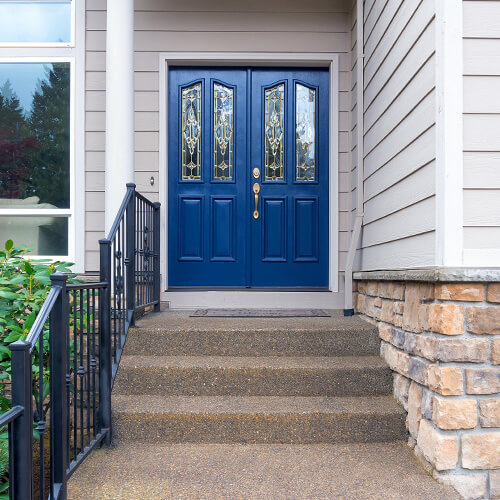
[253,182,260,219]
[253,167,260,179]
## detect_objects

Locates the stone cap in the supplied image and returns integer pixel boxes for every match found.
[353,268,500,283]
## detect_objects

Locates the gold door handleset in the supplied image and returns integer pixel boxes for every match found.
[253,182,260,219]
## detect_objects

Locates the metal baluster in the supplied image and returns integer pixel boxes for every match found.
[79,289,85,455]
[73,291,78,461]
[91,288,97,439]
[66,292,71,470]
[112,239,117,365]
[153,202,161,311]
[86,288,91,447]
[37,331,45,500]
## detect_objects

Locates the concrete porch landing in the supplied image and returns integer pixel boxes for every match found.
[67,442,458,499]
[67,310,459,499]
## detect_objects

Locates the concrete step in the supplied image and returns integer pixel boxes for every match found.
[113,355,393,396]
[68,442,460,500]
[127,311,380,357]
[111,394,407,444]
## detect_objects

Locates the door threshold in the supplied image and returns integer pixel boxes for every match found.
[162,290,344,309]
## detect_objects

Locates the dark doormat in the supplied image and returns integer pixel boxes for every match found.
[190,309,331,318]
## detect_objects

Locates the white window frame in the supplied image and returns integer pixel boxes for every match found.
[0,0,84,272]
[0,0,76,48]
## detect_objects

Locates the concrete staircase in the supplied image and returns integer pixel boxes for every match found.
[68,311,460,499]
[111,310,406,444]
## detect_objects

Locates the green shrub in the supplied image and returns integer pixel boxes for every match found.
[0,239,75,497]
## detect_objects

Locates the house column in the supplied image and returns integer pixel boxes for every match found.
[105,0,135,233]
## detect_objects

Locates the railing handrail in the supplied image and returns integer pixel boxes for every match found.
[25,286,61,350]
[0,406,23,428]
[106,183,135,241]
[135,191,155,205]
[66,281,108,290]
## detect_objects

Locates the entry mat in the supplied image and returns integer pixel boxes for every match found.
[190,309,331,318]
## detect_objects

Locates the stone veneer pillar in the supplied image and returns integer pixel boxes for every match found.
[353,269,500,500]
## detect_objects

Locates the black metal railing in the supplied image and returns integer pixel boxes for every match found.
[99,183,160,380]
[1,184,160,499]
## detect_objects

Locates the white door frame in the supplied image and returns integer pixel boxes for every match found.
[158,52,341,309]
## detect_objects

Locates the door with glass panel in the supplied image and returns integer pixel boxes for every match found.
[168,67,329,288]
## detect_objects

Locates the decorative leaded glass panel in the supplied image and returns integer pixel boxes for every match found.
[213,83,233,181]
[296,84,316,181]
[181,83,202,180]
[264,84,285,181]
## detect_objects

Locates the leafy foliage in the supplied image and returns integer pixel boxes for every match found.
[0,239,75,496]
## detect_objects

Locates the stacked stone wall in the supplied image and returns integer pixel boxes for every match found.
[355,280,500,500]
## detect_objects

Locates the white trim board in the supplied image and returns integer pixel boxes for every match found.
[163,291,344,310]
[435,0,464,267]
[158,52,340,308]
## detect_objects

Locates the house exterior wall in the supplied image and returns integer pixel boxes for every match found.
[351,0,437,272]
[462,0,500,267]
[84,0,352,275]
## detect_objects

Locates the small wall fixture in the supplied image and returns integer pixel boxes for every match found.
[150,176,155,186]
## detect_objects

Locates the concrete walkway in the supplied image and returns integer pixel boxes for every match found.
[68,441,459,499]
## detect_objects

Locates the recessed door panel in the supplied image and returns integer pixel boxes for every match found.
[178,197,203,261]
[263,198,287,262]
[211,197,235,261]
[294,198,318,262]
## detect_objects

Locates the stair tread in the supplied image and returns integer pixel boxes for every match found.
[68,442,459,500]
[132,309,375,334]
[112,394,405,416]
[117,354,389,370]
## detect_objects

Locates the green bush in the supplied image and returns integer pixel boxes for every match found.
[0,239,75,498]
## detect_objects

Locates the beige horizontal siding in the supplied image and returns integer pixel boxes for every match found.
[463,0,500,254]
[85,0,351,272]
[357,0,436,271]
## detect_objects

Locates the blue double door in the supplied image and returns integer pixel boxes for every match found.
[168,67,329,288]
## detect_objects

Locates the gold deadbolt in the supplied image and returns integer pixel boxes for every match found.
[252,167,260,179]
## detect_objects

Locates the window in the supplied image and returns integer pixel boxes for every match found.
[0,62,71,255]
[0,0,81,263]
[0,1,73,46]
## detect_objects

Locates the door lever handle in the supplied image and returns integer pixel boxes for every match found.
[253,183,260,219]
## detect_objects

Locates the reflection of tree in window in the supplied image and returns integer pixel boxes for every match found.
[0,63,70,208]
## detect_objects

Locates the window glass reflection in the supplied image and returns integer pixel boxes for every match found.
[0,2,71,43]
[0,216,68,255]
[0,62,71,209]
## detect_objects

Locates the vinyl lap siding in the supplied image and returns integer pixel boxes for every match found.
[84,0,351,274]
[355,0,436,270]
[463,0,500,261]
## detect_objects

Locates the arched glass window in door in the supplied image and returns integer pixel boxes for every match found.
[181,82,202,180]
[296,83,316,182]
[213,83,234,181]
[264,84,285,181]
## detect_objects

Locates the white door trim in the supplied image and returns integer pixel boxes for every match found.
[158,52,340,308]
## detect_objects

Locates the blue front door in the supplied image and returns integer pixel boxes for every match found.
[168,67,329,288]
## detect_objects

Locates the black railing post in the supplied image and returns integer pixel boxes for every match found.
[10,340,33,500]
[153,201,161,312]
[49,273,69,500]
[99,238,112,445]
[125,183,136,325]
